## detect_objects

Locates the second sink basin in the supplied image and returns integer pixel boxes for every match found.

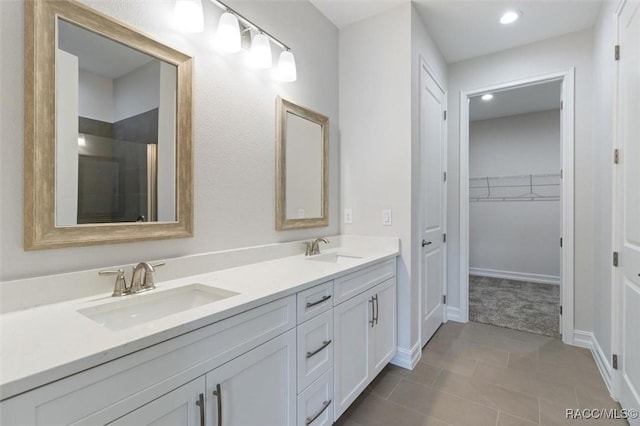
[78,284,239,331]
[307,252,363,264]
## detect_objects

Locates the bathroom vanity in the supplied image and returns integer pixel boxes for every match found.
[0,239,398,425]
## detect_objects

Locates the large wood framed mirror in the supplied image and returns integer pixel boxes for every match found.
[24,0,193,249]
[276,97,329,231]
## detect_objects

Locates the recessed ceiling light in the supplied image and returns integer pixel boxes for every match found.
[500,10,522,25]
[481,94,494,101]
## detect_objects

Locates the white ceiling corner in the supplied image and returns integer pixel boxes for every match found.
[311,0,603,63]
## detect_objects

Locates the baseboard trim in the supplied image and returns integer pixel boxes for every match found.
[573,330,613,393]
[446,306,464,322]
[469,267,560,285]
[391,341,421,370]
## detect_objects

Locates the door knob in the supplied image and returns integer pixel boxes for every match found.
[422,240,432,247]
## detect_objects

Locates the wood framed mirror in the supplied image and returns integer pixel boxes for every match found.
[275,97,329,231]
[24,0,193,249]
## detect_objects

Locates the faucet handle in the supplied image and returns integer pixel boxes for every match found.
[99,269,128,297]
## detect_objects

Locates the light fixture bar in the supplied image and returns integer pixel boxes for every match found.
[209,0,290,51]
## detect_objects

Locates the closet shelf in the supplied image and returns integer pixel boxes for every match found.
[469,173,560,202]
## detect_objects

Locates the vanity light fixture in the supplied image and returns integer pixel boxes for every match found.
[174,0,204,33]
[208,0,297,81]
[248,32,272,69]
[273,50,297,82]
[500,10,522,25]
[214,12,241,53]
[481,93,494,101]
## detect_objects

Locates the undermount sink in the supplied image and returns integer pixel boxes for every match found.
[78,284,239,331]
[306,252,363,264]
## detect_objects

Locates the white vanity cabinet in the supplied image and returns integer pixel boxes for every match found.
[0,255,398,426]
[333,260,397,420]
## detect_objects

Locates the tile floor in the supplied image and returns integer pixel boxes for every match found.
[335,321,625,426]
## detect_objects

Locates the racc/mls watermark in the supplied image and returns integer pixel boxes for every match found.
[566,408,639,420]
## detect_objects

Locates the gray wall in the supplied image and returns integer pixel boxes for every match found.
[469,110,561,278]
[0,0,339,280]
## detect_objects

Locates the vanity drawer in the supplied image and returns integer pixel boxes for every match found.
[333,259,395,305]
[297,280,333,323]
[297,310,333,392]
[297,368,333,426]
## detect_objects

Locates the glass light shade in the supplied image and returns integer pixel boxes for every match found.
[274,50,297,82]
[174,0,204,33]
[215,12,241,53]
[248,33,272,69]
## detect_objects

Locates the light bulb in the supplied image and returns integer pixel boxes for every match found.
[174,0,204,33]
[248,33,272,69]
[215,12,241,53]
[78,134,86,146]
[273,50,297,82]
[481,94,494,101]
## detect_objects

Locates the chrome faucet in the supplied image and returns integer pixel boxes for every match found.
[99,262,165,297]
[305,237,329,256]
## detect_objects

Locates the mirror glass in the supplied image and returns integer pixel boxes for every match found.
[285,112,323,219]
[55,18,177,226]
[276,97,328,230]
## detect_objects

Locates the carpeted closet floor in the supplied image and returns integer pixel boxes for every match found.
[469,275,560,338]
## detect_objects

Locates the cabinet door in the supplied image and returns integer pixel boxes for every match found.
[206,330,296,426]
[333,290,373,419]
[372,278,397,375]
[108,377,205,426]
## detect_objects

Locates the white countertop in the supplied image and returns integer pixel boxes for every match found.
[0,241,398,400]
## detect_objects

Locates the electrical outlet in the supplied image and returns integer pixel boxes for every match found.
[344,209,353,224]
[382,209,392,226]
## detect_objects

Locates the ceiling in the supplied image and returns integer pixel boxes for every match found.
[469,79,562,121]
[310,0,603,63]
[58,19,155,80]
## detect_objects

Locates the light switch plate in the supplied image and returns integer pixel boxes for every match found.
[344,209,353,224]
[382,209,392,226]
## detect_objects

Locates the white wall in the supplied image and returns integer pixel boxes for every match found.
[78,69,114,122]
[591,0,618,363]
[447,29,595,332]
[113,60,160,122]
[340,2,447,359]
[469,110,561,279]
[0,0,339,281]
[55,49,80,227]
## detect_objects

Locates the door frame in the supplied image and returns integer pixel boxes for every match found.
[418,56,448,348]
[458,69,576,343]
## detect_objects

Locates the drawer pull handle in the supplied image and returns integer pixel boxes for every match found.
[306,399,332,425]
[306,340,332,358]
[213,383,222,426]
[306,295,332,308]
[195,393,205,426]
[374,294,379,325]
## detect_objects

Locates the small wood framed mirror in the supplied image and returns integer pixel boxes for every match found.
[275,97,329,231]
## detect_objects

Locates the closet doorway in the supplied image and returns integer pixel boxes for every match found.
[459,70,575,342]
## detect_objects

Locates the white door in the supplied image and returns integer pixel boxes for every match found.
[206,330,297,426]
[108,377,205,426]
[616,1,640,421]
[333,290,372,419]
[420,62,447,346]
[372,279,397,374]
